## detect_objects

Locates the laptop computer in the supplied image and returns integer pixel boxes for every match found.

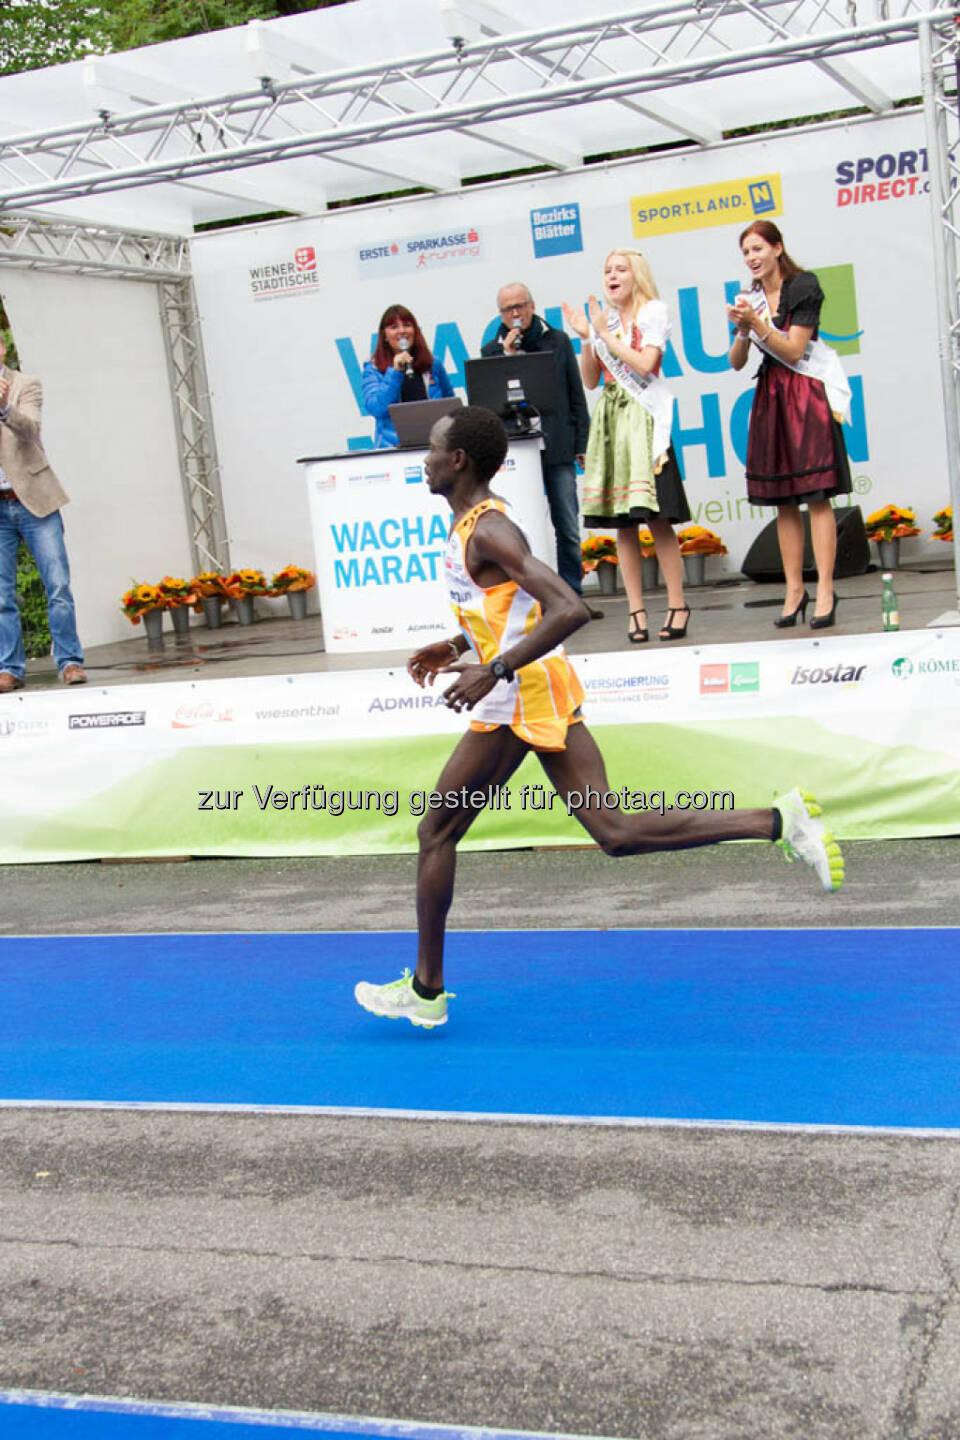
[388,396,462,448]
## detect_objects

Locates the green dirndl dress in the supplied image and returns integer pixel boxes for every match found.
[582,381,690,529]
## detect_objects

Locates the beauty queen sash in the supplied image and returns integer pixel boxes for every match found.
[743,290,852,423]
[590,308,675,467]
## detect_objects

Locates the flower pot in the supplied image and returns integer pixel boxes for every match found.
[142,608,164,640]
[878,538,900,570]
[642,556,660,591]
[169,605,190,636]
[286,590,308,620]
[233,595,255,626]
[596,562,618,596]
[201,596,223,629]
[683,554,706,587]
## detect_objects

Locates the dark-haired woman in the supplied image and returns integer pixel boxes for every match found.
[728,221,852,629]
[362,305,454,449]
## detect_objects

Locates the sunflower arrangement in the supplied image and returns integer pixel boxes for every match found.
[121,583,165,623]
[157,575,199,608]
[191,571,231,599]
[271,564,316,593]
[677,525,727,556]
[223,567,269,597]
[865,505,921,542]
[637,527,656,558]
[581,535,617,573]
[933,505,953,543]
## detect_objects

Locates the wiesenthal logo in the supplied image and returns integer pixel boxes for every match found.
[249,248,320,301]
[631,174,782,239]
[530,203,583,259]
[790,661,866,685]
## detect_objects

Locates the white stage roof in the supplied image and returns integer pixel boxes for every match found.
[0,0,943,236]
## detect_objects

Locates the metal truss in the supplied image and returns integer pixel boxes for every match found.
[0,0,950,212]
[919,14,960,617]
[156,277,230,576]
[0,214,190,280]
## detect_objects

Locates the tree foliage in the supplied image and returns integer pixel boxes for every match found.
[0,1,110,77]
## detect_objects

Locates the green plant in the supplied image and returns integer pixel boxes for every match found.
[16,541,50,658]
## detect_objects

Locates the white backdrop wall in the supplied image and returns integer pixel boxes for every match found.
[0,269,191,648]
[191,111,949,585]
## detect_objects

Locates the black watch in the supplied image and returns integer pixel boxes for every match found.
[490,657,514,683]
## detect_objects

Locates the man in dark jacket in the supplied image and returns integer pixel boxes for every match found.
[481,282,599,615]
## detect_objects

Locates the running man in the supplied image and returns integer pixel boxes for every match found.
[355,407,843,1028]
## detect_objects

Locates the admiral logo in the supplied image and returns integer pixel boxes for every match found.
[407,623,444,633]
[835,148,929,208]
[249,248,321,301]
[790,661,866,686]
[357,227,483,277]
[70,711,145,730]
[172,703,234,730]
[700,663,728,694]
[369,694,448,711]
[530,202,583,259]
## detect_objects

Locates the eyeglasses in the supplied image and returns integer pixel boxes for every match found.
[499,301,533,314]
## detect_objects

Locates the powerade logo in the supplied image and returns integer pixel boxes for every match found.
[530,203,583,259]
[835,147,929,209]
[357,228,482,278]
[69,711,145,729]
[631,174,782,239]
[249,249,320,300]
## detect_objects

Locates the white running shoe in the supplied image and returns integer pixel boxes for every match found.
[774,787,844,893]
[354,968,450,1028]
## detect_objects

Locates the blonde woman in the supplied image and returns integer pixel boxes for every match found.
[563,250,690,643]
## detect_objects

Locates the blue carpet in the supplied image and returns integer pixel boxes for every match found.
[1,929,957,1128]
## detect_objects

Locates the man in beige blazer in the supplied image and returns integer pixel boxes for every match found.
[0,337,86,690]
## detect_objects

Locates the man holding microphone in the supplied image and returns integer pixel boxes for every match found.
[481,283,599,616]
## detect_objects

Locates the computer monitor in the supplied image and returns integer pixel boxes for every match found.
[464,352,556,435]
[388,396,463,448]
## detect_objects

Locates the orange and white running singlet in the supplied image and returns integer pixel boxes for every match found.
[446,498,584,751]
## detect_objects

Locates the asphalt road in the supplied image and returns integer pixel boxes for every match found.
[1,842,959,1440]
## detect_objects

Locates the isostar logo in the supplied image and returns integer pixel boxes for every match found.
[249,248,321,301]
[834,147,929,209]
[357,227,482,277]
[631,174,781,239]
[530,202,583,259]
[700,663,728,694]
[790,661,866,686]
[69,711,145,729]
[172,703,233,729]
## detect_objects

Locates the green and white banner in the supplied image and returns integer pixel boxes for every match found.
[1,629,958,863]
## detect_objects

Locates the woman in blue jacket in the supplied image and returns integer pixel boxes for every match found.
[362,304,454,448]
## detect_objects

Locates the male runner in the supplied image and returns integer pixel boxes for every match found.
[355,407,843,1028]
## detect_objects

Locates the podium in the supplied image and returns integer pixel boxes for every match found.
[298,435,552,654]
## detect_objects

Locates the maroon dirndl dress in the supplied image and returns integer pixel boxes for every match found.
[745,271,852,507]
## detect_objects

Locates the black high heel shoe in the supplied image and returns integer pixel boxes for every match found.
[659,606,690,641]
[628,609,648,644]
[810,596,838,630]
[774,590,810,629]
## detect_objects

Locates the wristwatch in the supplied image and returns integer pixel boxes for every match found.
[490,657,514,683]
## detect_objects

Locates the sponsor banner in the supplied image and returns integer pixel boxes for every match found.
[357,226,483,278]
[248,245,320,301]
[631,174,782,238]
[0,629,957,861]
[530,203,583,258]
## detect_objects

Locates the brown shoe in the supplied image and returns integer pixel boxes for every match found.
[0,671,24,693]
[61,664,88,685]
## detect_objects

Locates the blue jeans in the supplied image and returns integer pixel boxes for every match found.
[0,500,84,676]
[543,461,584,594]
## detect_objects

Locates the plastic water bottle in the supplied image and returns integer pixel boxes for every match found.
[881,572,899,632]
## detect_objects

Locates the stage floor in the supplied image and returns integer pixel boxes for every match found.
[22,560,959,692]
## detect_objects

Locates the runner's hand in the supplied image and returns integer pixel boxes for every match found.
[408,642,458,687]
[439,660,499,712]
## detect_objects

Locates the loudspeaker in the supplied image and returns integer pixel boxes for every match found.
[741,504,870,582]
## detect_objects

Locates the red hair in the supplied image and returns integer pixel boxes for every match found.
[739,221,802,285]
[372,304,434,374]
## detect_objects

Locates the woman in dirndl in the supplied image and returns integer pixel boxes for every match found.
[563,249,691,644]
[728,221,852,629]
